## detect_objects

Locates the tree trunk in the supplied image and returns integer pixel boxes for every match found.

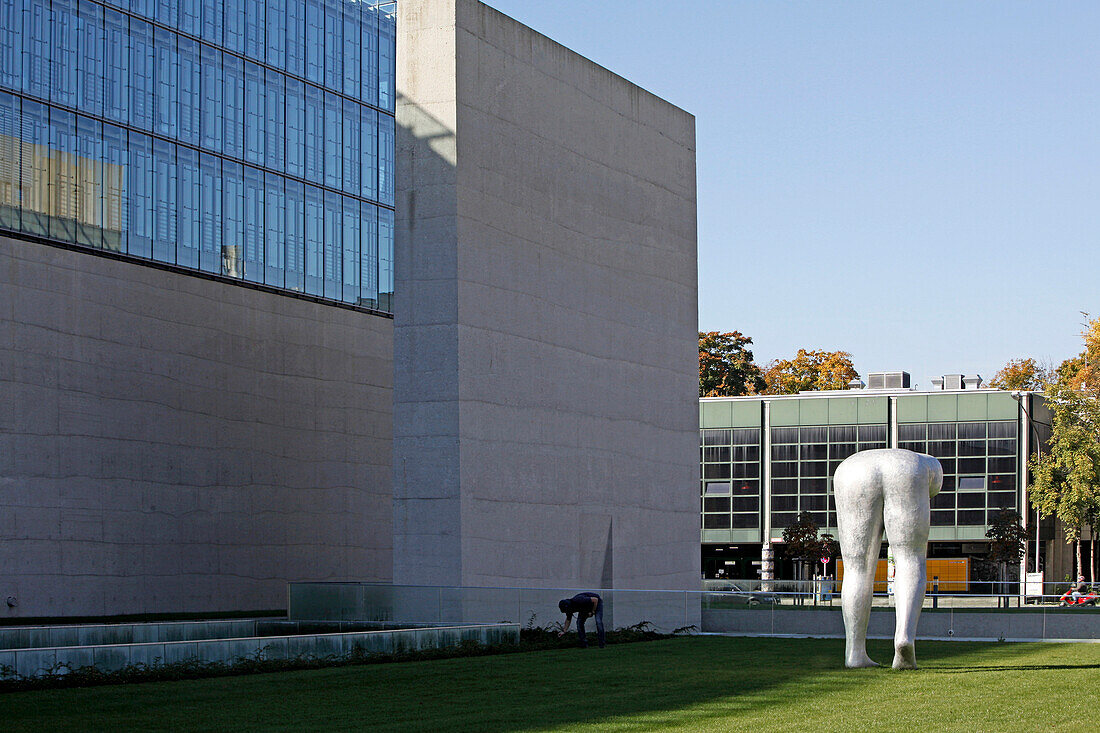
[1076,539,1083,581]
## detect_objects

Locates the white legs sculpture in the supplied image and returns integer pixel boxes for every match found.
[833,449,943,670]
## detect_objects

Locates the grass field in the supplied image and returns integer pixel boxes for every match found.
[0,636,1096,732]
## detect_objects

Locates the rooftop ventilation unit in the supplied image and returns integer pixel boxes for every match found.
[943,374,964,390]
[866,371,910,390]
[848,378,865,390]
[963,375,983,390]
[931,377,944,390]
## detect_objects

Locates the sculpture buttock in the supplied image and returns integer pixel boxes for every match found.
[833,449,943,670]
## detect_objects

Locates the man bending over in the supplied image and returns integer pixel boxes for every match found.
[557,592,605,648]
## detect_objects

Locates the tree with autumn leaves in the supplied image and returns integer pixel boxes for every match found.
[996,314,1100,583]
[700,332,859,397]
[761,349,859,395]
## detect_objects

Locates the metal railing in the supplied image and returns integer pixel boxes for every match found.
[702,578,1100,609]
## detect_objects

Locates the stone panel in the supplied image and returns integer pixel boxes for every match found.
[0,236,394,618]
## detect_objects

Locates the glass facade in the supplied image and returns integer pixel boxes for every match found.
[0,0,395,311]
[700,391,1033,544]
[701,428,761,532]
[899,420,1018,528]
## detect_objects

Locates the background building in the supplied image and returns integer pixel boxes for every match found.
[700,373,1053,586]
[0,0,700,619]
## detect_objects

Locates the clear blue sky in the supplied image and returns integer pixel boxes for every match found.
[487,1,1099,388]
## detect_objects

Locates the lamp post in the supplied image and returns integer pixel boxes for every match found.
[1012,391,1042,576]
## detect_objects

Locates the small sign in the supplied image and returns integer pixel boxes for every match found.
[821,557,830,565]
[1025,572,1044,597]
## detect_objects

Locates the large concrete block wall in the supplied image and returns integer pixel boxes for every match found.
[0,237,394,618]
[395,0,700,593]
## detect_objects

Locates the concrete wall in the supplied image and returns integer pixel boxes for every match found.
[0,237,394,618]
[395,0,700,593]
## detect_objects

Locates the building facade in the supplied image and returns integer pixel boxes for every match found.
[1,0,701,620]
[394,0,701,600]
[0,0,395,310]
[700,379,1052,584]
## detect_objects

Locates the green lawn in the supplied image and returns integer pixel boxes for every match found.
[0,636,1096,732]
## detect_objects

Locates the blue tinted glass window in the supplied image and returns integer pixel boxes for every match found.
[76,2,104,117]
[0,0,23,91]
[359,8,378,107]
[201,0,222,47]
[303,184,323,295]
[360,106,377,200]
[266,0,287,69]
[342,100,360,195]
[323,0,343,90]
[103,9,128,123]
[21,99,50,236]
[155,0,178,31]
[305,0,324,83]
[263,69,285,171]
[323,189,341,300]
[200,43,222,152]
[303,84,323,184]
[341,194,360,303]
[223,55,244,159]
[244,62,264,165]
[154,28,178,138]
[284,77,304,178]
[378,13,395,110]
[0,91,20,231]
[74,114,104,248]
[129,18,155,132]
[180,0,199,36]
[359,200,377,307]
[151,138,176,263]
[378,206,393,311]
[25,0,52,98]
[243,166,264,283]
[223,0,245,54]
[245,0,264,61]
[177,146,200,269]
[130,0,152,21]
[51,0,79,107]
[198,152,221,272]
[128,129,154,258]
[323,91,342,190]
[378,113,394,206]
[285,0,305,77]
[342,5,360,98]
[47,107,78,242]
[263,172,285,288]
[102,121,128,252]
[285,179,304,292]
[177,37,200,145]
[2,0,395,312]
[222,161,244,277]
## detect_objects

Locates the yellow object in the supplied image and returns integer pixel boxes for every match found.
[837,557,969,592]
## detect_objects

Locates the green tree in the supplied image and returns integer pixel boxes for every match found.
[699,331,766,397]
[763,349,859,395]
[988,358,1050,391]
[1029,379,1100,582]
[985,509,1026,605]
[781,512,838,583]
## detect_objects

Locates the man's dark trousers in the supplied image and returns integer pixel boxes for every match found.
[575,593,605,648]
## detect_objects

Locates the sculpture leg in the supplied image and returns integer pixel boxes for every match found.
[835,485,884,669]
[883,484,930,670]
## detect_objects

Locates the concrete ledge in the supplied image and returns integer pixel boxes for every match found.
[0,623,519,679]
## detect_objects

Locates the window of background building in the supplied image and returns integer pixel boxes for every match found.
[899,420,1017,527]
